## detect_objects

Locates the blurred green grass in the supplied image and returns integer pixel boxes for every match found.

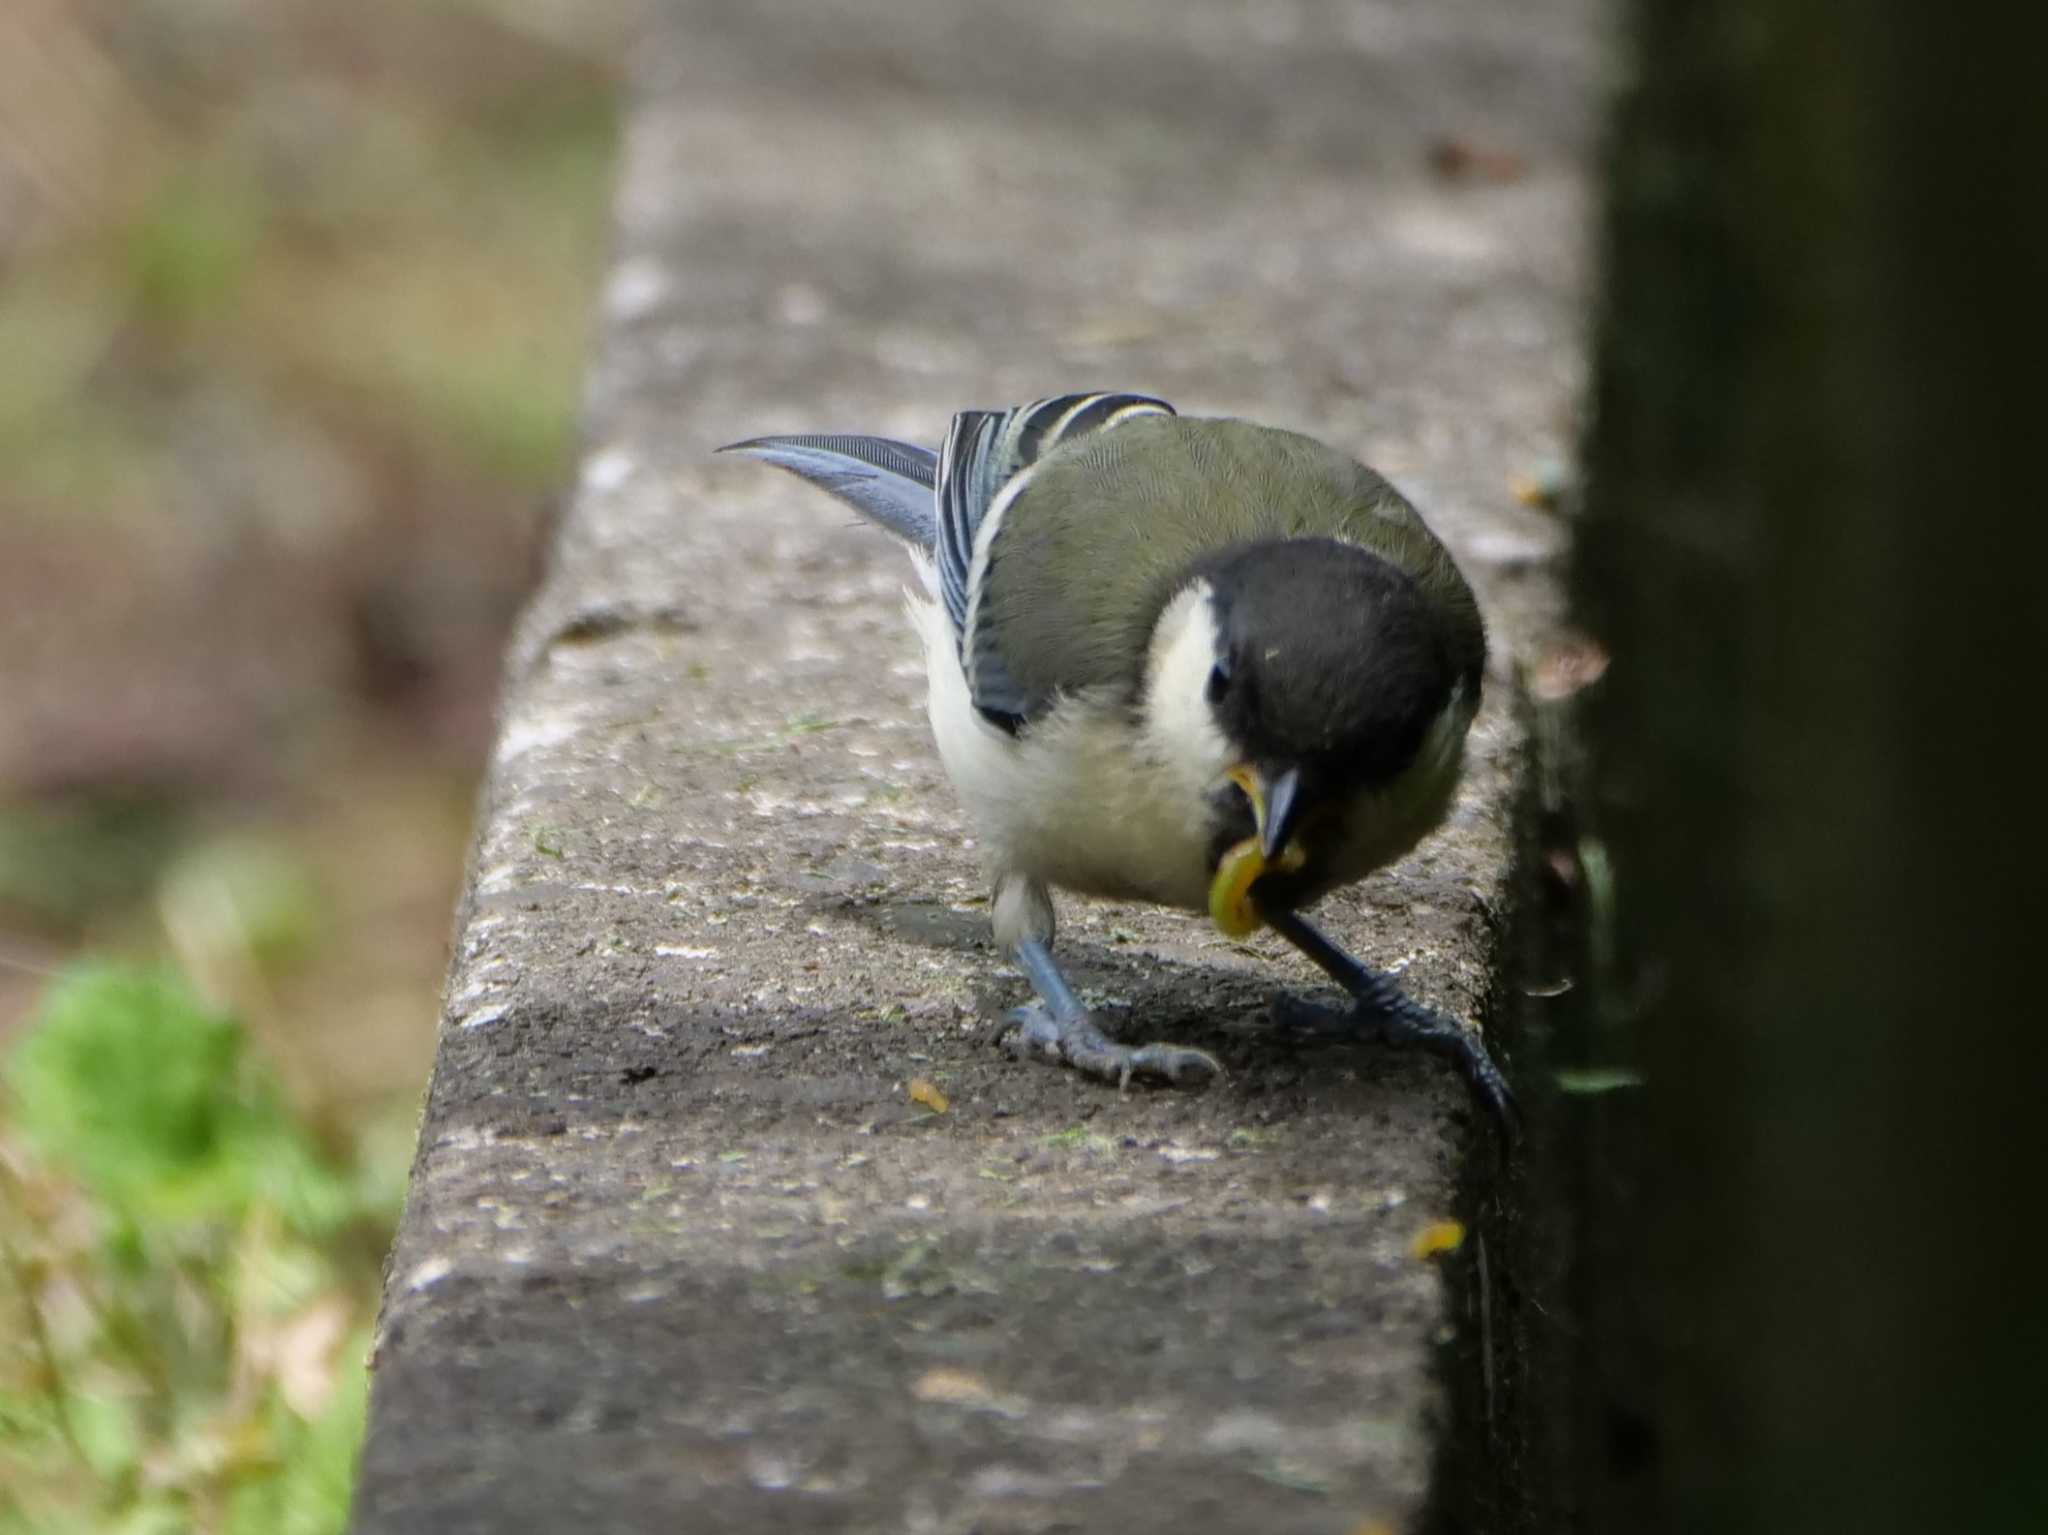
[2,964,408,1533]
[1,0,624,1523]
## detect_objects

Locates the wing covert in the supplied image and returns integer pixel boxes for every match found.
[934,392,1175,730]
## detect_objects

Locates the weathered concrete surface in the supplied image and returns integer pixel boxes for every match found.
[353,2,1592,1530]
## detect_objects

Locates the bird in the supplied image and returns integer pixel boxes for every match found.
[720,392,1512,1129]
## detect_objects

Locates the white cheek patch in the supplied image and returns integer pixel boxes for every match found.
[1142,581,1236,798]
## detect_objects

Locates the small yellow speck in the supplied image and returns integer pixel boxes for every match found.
[1409,1219,1466,1260]
[908,1077,949,1114]
[911,1367,994,1406]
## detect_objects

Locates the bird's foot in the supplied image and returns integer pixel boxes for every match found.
[1271,988,1519,1140]
[994,1002,1222,1090]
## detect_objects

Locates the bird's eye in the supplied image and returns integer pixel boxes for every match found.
[1205,660,1231,704]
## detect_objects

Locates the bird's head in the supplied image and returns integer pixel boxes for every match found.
[1144,538,1471,930]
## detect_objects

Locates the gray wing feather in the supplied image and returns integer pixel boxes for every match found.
[935,411,1005,634]
[722,395,1174,733]
[718,434,938,548]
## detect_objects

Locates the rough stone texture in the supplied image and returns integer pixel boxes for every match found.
[352,2,1591,1530]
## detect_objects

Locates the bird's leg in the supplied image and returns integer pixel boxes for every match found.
[1263,908,1517,1133]
[995,939,1221,1089]
[984,876,1217,1088]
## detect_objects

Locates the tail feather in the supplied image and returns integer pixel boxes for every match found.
[717,434,937,549]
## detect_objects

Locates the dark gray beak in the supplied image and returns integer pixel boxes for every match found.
[1259,766,1305,861]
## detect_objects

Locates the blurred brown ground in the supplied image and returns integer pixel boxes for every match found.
[0,0,624,1134]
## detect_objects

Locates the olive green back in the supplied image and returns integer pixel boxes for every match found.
[972,416,1484,714]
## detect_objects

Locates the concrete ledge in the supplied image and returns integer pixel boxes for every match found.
[352,2,1590,1529]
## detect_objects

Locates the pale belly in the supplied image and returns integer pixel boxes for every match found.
[912,592,1213,908]
[967,717,1470,916]
[956,708,1220,911]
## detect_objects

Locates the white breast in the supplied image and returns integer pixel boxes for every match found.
[909,582,1221,911]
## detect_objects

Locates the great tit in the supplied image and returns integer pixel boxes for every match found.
[721,392,1512,1128]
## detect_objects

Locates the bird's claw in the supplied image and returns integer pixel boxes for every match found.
[1270,991,1520,1142]
[995,1003,1222,1089]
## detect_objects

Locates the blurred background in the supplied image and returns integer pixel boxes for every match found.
[1,0,625,1525]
